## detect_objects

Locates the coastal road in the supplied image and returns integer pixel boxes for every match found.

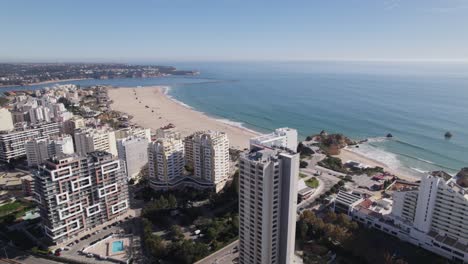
[196,240,239,264]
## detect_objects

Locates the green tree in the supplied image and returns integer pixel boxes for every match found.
[169,225,184,241]
[168,194,177,208]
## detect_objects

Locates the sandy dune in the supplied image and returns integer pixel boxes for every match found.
[108,86,258,149]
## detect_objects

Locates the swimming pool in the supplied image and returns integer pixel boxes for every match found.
[111,241,124,253]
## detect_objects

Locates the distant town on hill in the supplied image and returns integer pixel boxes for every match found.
[0,63,199,86]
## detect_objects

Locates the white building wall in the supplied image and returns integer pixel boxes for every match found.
[0,108,14,131]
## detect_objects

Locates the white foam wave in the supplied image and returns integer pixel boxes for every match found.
[348,143,402,170]
[163,87,194,110]
[410,167,429,174]
[366,137,388,143]
[215,118,262,135]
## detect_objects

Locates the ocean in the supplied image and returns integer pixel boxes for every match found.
[2,61,468,175]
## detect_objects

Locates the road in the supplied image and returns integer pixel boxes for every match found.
[196,240,239,264]
[296,154,342,212]
[0,243,62,264]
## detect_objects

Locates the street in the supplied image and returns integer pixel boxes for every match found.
[196,240,239,264]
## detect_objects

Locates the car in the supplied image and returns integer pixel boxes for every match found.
[63,248,70,251]
[75,240,79,244]
[67,242,74,247]
[103,226,108,230]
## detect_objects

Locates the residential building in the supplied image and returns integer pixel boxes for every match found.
[34,151,129,244]
[0,108,14,131]
[238,146,299,264]
[53,135,75,156]
[0,122,61,162]
[11,110,28,124]
[25,135,74,167]
[26,138,53,167]
[62,116,85,135]
[21,175,34,196]
[184,131,230,192]
[74,128,117,156]
[117,136,149,180]
[249,127,298,151]
[148,137,184,190]
[115,127,151,142]
[155,127,180,140]
[335,175,468,263]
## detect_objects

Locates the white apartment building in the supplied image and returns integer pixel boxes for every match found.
[74,128,118,156]
[53,135,75,156]
[239,147,299,264]
[336,175,468,263]
[115,127,151,142]
[0,122,61,163]
[250,127,298,151]
[0,108,14,131]
[117,136,149,180]
[34,151,129,244]
[25,135,74,167]
[184,131,230,192]
[28,106,51,124]
[26,138,52,167]
[148,137,184,190]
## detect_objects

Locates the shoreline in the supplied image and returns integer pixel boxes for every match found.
[109,85,424,182]
[160,86,262,137]
[108,86,259,149]
[335,147,420,182]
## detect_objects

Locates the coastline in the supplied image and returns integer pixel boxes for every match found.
[108,86,259,149]
[0,78,90,88]
[335,147,420,182]
[109,85,422,182]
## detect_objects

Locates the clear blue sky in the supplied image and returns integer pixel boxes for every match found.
[1,0,467,62]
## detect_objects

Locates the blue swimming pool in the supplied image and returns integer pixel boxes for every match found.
[111,241,124,253]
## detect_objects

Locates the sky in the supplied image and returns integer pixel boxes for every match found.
[0,0,467,62]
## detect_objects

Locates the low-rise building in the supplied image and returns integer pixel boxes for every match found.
[249,127,298,151]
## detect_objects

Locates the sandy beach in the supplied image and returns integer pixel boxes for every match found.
[335,148,419,182]
[109,86,421,182]
[108,86,258,149]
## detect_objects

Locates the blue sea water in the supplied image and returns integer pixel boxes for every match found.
[2,61,468,175]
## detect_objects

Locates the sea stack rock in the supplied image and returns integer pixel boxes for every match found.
[386,133,393,138]
[444,131,453,138]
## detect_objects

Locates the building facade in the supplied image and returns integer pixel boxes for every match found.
[26,138,53,167]
[74,128,117,157]
[25,135,74,167]
[117,136,149,180]
[184,131,230,192]
[0,122,61,162]
[249,127,298,151]
[148,137,184,190]
[34,151,129,244]
[336,175,468,263]
[0,108,14,131]
[238,147,299,264]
